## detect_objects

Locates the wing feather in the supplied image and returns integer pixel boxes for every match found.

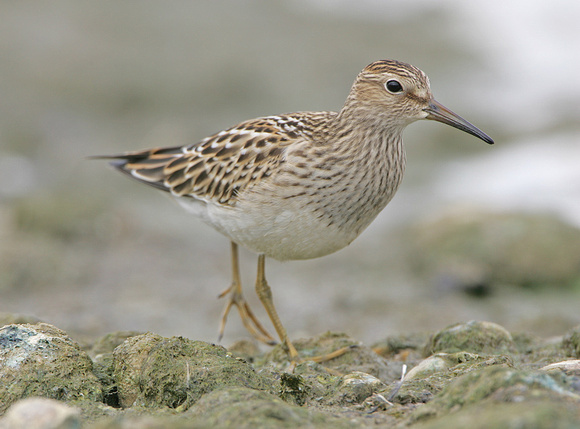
[94,115,311,205]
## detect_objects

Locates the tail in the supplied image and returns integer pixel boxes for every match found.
[88,147,186,193]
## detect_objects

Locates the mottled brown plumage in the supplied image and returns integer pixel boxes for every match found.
[111,112,333,206]
[94,59,493,366]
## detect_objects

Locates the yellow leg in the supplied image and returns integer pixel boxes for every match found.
[254,254,299,364]
[220,247,351,370]
[218,242,276,345]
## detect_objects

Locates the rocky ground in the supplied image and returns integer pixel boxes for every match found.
[1,316,579,428]
[2,211,580,428]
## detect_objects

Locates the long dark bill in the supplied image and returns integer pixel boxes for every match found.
[424,99,494,145]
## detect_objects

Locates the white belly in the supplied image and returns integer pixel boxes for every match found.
[176,197,355,261]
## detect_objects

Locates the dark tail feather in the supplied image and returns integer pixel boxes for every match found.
[88,149,183,193]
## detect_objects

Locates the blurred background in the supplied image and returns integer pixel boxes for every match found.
[1,0,579,346]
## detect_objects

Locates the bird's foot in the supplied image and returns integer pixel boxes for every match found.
[218,283,277,345]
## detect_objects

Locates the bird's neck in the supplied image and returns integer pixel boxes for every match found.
[311,107,407,235]
[331,103,407,165]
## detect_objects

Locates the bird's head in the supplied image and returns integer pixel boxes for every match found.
[346,59,493,144]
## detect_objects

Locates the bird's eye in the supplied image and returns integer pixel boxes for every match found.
[385,80,403,94]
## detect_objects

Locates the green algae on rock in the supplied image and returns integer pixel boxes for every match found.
[424,320,515,356]
[90,331,143,408]
[408,365,580,425]
[410,401,580,429]
[112,333,270,409]
[0,323,103,414]
[562,324,580,358]
[264,331,396,382]
[187,386,353,429]
[260,360,343,407]
[393,352,512,404]
[2,314,579,428]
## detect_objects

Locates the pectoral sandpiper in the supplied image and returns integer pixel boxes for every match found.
[93,59,493,364]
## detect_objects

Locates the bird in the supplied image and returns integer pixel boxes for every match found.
[92,59,493,364]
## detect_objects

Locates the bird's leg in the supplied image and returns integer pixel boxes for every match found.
[218,242,277,345]
[255,255,299,365]
[254,255,354,370]
[256,255,353,372]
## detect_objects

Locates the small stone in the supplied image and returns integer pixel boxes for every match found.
[405,351,513,382]
[405,354,456,381]
[540,360,580,376]
[331,371,384,405]
[0,397,81,429]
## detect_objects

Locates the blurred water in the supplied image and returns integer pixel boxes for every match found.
[1,1,579,344]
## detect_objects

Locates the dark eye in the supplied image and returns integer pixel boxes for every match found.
[385,80,403,93]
